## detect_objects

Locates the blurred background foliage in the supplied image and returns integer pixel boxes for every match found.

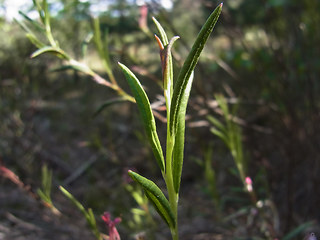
[1,0,320,239]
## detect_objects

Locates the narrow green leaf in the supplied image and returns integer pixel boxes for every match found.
[15,18,32,33]
[153,18,176,98]
[119,63,165,171]
[215,94,229,119]
[81,32,94,58]
[87,208,101,240]
[59,186,87,216]
[93,17,112,76]
[171,71,193,194]
[31,46,70,60]
[68,60,95,75]
[32,0,45,24]
[18,10,45,32]
[93,17,104,57]
[170,3,223,136]
[210,127,229,146]
[26,33,45,49]
[37,189,50,203]
[59,186,91,224]
[152,17,169,45]
[93,97,127,117]
[163,36,179,92]
[60,186,102,240]
[128,170,175,228]
[42,165,52,197]
[171,71,193,193]
[15,18,44,48]
[207,115,227,134]
[49,62,94,76]
[172,110,185,193]
[87,208,96,226]
[204,145,220,205]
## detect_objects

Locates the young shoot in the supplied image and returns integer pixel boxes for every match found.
[118,4,222,240]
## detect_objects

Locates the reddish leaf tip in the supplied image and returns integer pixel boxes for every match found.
[154,34,164,50]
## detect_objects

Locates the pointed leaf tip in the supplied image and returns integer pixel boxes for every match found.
[153,17,169,46]
[169,3,222,136]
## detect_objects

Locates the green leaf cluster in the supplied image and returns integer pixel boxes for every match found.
[37,165,53,206]
[118,4,222,239]
[19,0,135,105]
[207,94,247,184]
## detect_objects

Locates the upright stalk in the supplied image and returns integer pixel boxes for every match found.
[162,34,179,240]
[119,5,222,240]
[165,129,178,240]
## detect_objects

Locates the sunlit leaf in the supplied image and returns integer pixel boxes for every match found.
[152,17,169,45]
[119,63,165,171]
[162,36,179,93]
[128,170,175,228]
[26,33,45,49]
[32,0,45,24]
[172,109,186,193]
[31,46,69,59]
[170,3,223,136]
[59,186,87,216]
[18,10,45,32]
[93,17,112,76]
[81,32,94,58]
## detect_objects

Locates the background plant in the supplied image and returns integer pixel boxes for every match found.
[19,0,134,103]
[207,94,250,194]
[37,164,61,215]
[207,95,279,238]
[60,186,103,240]
[125,181,155,236]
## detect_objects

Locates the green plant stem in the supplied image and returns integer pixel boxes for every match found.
[165,142,178,240]
[42,0,56,47]
[165,98,179,240]
[67,59,135,103]
[45,23,56,47]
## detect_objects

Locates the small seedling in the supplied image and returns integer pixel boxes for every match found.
[37,165,60,215]
[207,94,254,197]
